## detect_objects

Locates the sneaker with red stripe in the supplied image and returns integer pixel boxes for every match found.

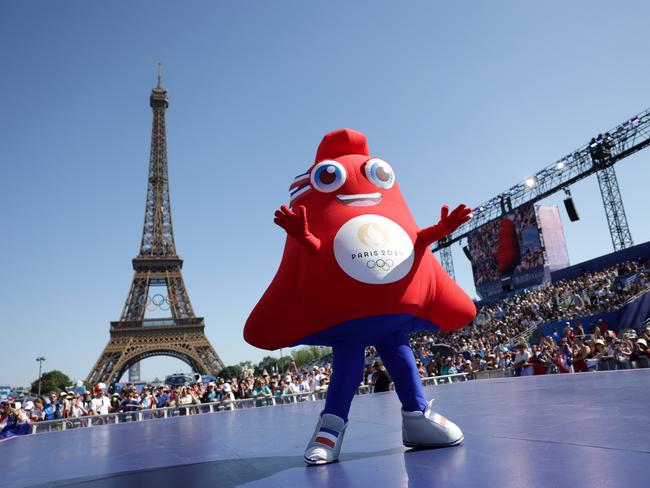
[304,413,348,465]
[402,399,464,448]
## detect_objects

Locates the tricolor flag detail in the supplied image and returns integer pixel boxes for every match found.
[289,171,313,206]
[314,427,339,449]
[432,413,448,427]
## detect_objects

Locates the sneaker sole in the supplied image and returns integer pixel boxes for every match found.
[403,434,464,449]
[304,456,338,466]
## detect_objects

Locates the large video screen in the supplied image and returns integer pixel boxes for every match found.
[467,203,545,299]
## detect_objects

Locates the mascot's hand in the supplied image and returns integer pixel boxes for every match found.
[417,204,472,246]
[274,205,321,254]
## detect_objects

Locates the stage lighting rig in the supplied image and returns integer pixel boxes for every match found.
[433,107,650,259]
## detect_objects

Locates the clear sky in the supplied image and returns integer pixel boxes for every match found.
[1,1,649,387]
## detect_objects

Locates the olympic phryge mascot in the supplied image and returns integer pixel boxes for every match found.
[244,129,476,465]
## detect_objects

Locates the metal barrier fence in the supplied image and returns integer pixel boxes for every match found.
[28,373,471,435]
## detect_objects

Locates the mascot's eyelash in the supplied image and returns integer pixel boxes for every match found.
[289,172,312,206]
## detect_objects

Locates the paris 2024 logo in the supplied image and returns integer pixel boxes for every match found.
[333,214,414,284]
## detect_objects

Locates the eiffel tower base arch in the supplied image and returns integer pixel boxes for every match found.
[86,319,224,385]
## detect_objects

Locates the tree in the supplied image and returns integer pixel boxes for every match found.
[254,356,283,376]
[30,370,72,396]
[219,365,243,381]
[276,355,295,374]
[291,346,331,369]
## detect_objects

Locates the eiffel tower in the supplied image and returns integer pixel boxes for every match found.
[87,68,225,385]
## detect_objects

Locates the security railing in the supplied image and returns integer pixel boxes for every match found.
[28,373,471,435]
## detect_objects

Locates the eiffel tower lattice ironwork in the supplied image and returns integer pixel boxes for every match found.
[87,69,225,385]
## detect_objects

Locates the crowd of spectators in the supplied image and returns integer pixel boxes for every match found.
[404,259,649,374]
[2,259,648,439]
[0,367,338,439]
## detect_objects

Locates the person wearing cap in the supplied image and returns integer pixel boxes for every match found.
[640,325,650,345]
[110,393,121,412]
[90,385,111,415]
[221,383,235,410]
[58,391,70,419]
[23,401,34,418]
[269,379,282,397]
[635,338,650,368]
[593,338,615,371]
[283,375,298,396]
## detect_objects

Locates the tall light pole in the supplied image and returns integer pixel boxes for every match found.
[36,357,46,397]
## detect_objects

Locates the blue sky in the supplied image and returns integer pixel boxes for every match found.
[1,1,649,386]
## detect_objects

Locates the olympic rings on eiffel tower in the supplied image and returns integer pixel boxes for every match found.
[137,293,178,311]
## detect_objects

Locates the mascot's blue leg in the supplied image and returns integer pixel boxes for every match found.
[322,342,366,421]
[304,342,365,465]
[375,330,427,412]
[376,330,465,447]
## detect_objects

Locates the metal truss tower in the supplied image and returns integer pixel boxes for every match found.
[596,165,633,250]
[437,239,456,280]
[87,68,225,385]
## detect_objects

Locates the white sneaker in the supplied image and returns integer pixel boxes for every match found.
[402,400,463,448]
[303,413,347,465]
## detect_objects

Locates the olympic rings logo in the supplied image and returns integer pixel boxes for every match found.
[137,293,177,312]
[366,258,394,271]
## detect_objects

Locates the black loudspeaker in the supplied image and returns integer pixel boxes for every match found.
[462,246,472,262]
[563,197,580,221]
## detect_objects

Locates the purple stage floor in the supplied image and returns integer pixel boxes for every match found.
[4,369,650,487]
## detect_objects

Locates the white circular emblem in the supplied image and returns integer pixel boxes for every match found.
[333,214,414,284]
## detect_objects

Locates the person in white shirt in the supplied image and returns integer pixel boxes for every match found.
[221,383,235,411]
[513,343,532,376]
[297,374,311,394]
[284,375,299,395]
[70,395,88,418]
[90,387,111,415]
[309,367,322,391]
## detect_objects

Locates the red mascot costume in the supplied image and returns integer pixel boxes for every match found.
[245,129,476,464]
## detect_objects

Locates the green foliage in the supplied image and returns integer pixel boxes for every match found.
[277,355,295,374]
[30,370,72,396]
[219,365,243,381]
[254,356,278,376]
[219,347,331,381]
[290,346,331,369]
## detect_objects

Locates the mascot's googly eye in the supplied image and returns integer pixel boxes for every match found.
[311,160,347,193]
[364,158,395,189]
